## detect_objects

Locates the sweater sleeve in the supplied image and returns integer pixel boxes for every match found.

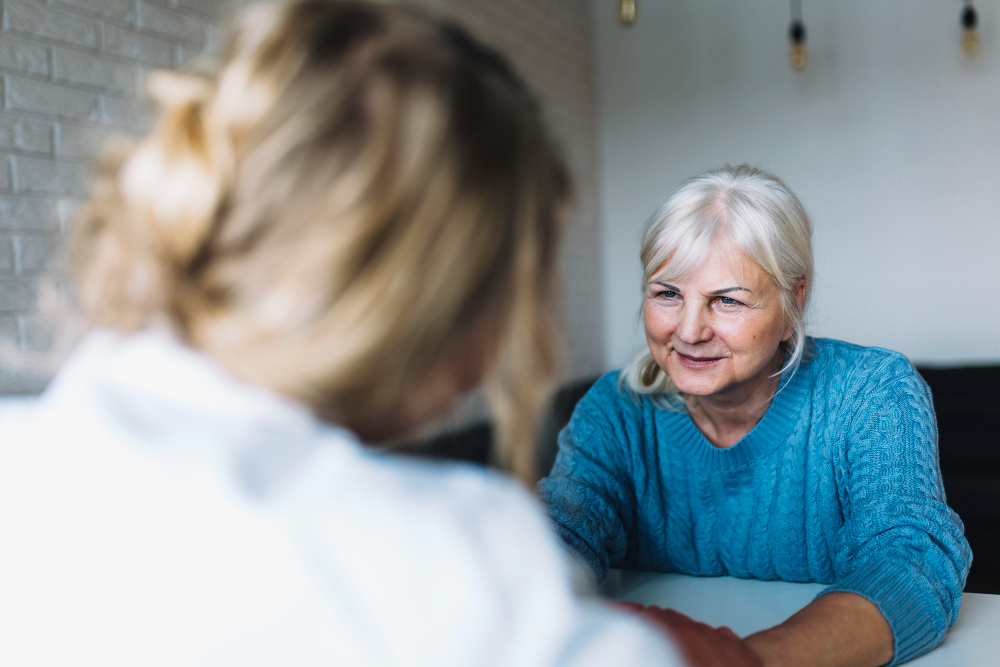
[819,353,972,665]
[536,375,638,585]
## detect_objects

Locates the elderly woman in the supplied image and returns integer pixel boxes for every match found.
[539,165,971,667]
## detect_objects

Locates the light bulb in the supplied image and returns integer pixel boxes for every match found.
[963,30,981,56]
[790,43,808,69]
[618,0,637,27]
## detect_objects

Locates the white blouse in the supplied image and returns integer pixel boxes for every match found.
[0,330,683,667]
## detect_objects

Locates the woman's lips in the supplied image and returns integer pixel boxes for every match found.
[675,351,723,369]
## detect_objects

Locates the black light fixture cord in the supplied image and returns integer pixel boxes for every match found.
[789,0,806,45]
[962,1,978,31]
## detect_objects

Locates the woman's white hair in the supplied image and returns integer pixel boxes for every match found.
[622,164,813,399]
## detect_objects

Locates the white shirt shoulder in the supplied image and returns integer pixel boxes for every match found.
[0,331,683,667]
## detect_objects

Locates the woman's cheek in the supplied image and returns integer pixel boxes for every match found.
[644,304,677,344]
[708,317,750,350]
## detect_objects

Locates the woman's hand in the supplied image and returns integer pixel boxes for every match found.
[610,602,763,667]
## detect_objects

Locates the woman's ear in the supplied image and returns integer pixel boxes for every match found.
[781,278,807,342]
[794,278,806,311]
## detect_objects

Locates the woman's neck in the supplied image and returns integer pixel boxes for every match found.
[684,348,785,449]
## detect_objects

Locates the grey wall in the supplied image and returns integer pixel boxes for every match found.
[591,0,1000,369]
[0,0,605,393]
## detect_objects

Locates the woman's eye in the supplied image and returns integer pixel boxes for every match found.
[657,290,678,299]
[714,296,742,307]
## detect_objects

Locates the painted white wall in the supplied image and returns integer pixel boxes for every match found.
[591,0,1000,368]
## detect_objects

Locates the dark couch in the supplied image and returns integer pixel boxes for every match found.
[418,366,1000,594]
[919,365,1000,594]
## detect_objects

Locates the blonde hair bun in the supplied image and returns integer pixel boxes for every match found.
[71,0,571,482]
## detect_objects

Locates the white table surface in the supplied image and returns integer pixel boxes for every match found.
[600,570,1000,666]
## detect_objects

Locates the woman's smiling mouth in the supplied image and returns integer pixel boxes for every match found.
[675,351,724,369]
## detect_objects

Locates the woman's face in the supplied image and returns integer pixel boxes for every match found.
[643,241,795,399]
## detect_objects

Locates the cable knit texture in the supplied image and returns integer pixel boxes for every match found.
[538,338,971,665]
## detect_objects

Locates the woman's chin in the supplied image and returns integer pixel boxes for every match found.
[669,373,725,397]
[663,359,730,396]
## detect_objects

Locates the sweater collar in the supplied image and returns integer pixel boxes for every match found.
[658,354,813,472]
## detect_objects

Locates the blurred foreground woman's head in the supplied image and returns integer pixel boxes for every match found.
[71,0,569,479]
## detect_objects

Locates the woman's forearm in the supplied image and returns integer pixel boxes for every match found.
[744,592,894,667]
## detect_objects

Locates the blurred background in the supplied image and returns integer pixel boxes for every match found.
[0,0,606,393]
[0,0,998,587]
[2,0,999,390]
[596,0,1000,370]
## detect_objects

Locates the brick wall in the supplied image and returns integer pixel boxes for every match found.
[0,0,228,392]
[0,0,603,393]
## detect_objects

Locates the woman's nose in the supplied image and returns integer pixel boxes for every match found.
[676,305,712,344]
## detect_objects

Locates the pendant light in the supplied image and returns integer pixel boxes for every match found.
[618,0,637,27]
[962,1,980,56]
[788,0,807,70]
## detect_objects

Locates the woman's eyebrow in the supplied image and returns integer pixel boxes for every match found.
[652,281,681,290]
[711,286,752,295]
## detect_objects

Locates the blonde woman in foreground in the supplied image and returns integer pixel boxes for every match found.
[0,2,759,666]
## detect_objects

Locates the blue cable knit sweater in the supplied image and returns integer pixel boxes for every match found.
[538,338,971,665]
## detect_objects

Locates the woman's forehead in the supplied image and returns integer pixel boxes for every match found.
[652,240,769,288]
